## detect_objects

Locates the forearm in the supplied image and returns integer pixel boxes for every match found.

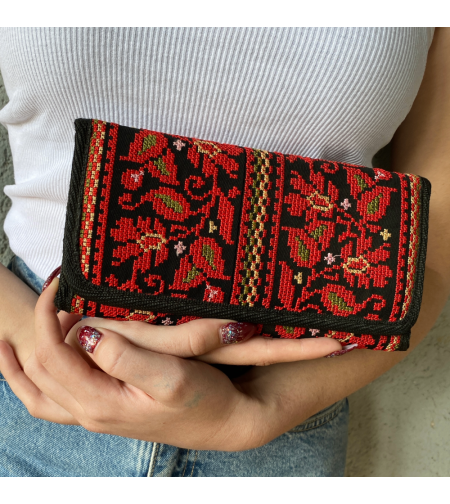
[242,261,450,439]
[240,28,450,440]
[0,262,38,364]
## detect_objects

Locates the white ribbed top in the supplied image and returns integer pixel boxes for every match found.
[0,27,434,280]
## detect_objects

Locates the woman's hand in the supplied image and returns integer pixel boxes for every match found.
[0,263,82,369]
[0,276,341,449]
[64,316,342,368]
[0,277,296,450]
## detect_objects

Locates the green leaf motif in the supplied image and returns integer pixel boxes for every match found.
[367,194,382,215]
[328,292,354,312]
[155,194,183,213]
[354,174,368,191]
[183,265,200,283]
[310,224,328,241]
[202,244,217,270]
[154,157,170,176]
[138,134,157,155]
[295,236,310,261]
[283,326,294,334]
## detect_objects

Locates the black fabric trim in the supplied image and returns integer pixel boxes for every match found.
[55,119,431,339]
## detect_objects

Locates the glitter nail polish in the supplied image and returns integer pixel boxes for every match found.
[77,326,103,353]
[42,266,62,292]
[219,322,255,344]
[325,343,359,358]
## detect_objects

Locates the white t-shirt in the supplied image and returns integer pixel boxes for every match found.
[0,27,434,280]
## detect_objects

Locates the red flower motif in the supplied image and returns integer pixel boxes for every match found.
[187,139,243,179]
[285,171,339,226]
[110,216,169,269]
[340,241,393,289]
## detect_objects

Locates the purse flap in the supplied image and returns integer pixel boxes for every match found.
[55,119,431,337]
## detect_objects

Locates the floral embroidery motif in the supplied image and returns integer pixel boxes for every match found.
[72,120,426,352]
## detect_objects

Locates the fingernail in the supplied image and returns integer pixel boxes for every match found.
[42,266,62,292]
[77,326,103,353]
[219,322,255,344]
[325,343,359,358]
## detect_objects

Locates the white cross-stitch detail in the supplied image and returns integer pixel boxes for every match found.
[173,139,186,151]
[131,170,144,182]
[374,169,386,181]
[340,198,351,210]
[174,241,186,256]
[161,317,173,325]
[206,283,219,299]
[309,328,320,336]
[324,252,341,265]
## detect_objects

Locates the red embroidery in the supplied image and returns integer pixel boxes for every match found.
[92,122,117,285]
[73,120,424,351]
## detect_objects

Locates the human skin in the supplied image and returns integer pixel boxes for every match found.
[1,27,450,451]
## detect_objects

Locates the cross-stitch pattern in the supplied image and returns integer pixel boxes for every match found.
[56,119,430,352]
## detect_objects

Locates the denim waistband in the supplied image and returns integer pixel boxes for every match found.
[7,255,46,295]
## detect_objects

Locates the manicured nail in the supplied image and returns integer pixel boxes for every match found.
[219,322,255,344]
[42,266,62,292]
[77,326,103,353]
[325,343,359,358]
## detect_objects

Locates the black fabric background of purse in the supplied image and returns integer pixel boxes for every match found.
[55,119,431,358]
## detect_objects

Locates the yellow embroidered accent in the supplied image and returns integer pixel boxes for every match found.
[209,220,218,233]
[136,233,167,252]
[294,272,303,284]
[239,150,270,306]
[327,331,353,343]
[126,310,156,323]
[385,336,401,352]
[342,255,370,275]
[380,229,391,241]
[306,191,334,211]
[194,140,221,158]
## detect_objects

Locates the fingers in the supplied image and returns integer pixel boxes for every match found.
[58,311,83,336]
[78,317,256,358]
[0,341,78,424]
[198,336,343,366]
[75,324,215,404]
[34,277,119,401]
[74,316,342,365]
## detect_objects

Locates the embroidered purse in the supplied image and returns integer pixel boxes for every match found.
[55,119,431,352]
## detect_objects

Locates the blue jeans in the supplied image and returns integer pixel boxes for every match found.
[0,255,349,476]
